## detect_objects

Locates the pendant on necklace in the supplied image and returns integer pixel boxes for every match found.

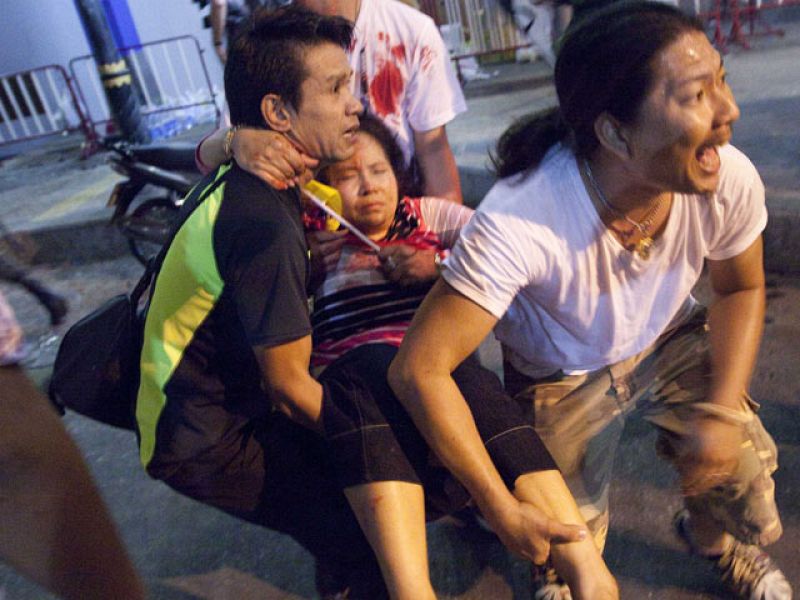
[634,236,654,259]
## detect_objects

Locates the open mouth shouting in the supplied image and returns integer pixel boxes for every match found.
[695,127,732,177]
[695,143,721,175]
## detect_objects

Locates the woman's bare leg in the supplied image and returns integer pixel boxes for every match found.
[344,481,436,600]
[513,470,619,600]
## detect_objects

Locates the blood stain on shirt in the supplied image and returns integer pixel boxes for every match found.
[391,43,405,60]
[370,61,404,117]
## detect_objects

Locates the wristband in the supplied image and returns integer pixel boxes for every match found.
[223,126,239,160]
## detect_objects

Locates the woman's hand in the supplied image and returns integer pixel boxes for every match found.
[306,230,348,290]
[380,246,439,286]
[232,128,318,189]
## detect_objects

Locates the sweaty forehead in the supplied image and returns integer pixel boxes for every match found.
[653,30,721,84]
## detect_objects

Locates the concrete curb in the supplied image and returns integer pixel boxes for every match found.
[0,163,497,266]
[2,218,130,266]
[459,164,496,208]
[3,163,798,273]
[462,72,553,99]
[459,165,800,274]
[763,206,800,273]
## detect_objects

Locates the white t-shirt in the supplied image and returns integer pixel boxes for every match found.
[442,143,767,378]
[215,0,466,165]
[350,0,466,162]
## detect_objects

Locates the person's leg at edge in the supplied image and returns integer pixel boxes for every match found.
[0,366,145,600]
[651,397,789,599]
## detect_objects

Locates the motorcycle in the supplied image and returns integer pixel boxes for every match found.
[106,141,200,265]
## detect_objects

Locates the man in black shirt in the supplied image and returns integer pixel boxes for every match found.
[135,7,370,596]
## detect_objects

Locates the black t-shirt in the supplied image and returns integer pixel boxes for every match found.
[137,163,311,466]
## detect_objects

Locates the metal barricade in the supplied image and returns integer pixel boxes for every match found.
[423,0,525,55]
[0,65,90,148]
[69,34,219,143]
[421,0,532,81]
[693,0,797,51]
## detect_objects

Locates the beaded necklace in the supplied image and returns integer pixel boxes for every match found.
[583,159,663,259]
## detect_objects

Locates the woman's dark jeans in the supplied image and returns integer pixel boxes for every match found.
[320,344,556,518]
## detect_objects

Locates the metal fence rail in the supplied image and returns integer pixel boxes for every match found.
[424,0,799,61]
[0,65,89,148]
[69,34,219,142]
[696,0,800,51]
[427,0,525,56]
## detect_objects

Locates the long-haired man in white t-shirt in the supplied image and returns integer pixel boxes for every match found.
[390,3,791,599]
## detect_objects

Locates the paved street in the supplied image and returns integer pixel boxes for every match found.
[0,12,798,600]
[1,256,797,599]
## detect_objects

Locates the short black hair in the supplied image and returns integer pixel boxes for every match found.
[224,6,354,128]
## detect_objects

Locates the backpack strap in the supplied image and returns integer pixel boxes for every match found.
[130,168,231,306]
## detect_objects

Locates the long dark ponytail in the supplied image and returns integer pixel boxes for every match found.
[491,107,569,179]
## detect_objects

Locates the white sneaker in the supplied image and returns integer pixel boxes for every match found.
[532,564,572,600]
[675,509,793,600]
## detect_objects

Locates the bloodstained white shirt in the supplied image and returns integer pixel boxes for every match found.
[350,0,467,162]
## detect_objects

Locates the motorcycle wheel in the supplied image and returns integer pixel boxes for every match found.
[122,197,180,266]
